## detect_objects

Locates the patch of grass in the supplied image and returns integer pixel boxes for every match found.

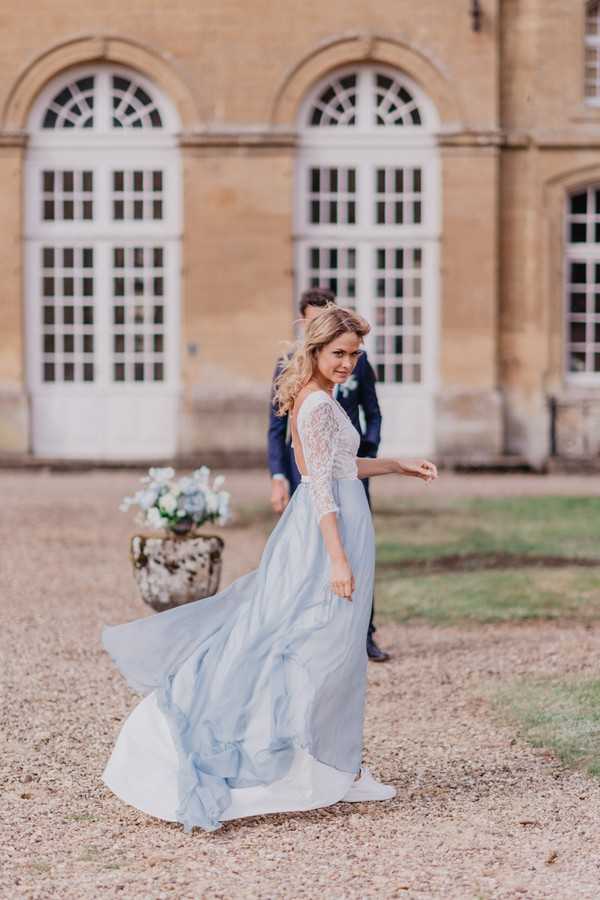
[375,566,600,624]
[496,677,600,777]
[374,496,600,564]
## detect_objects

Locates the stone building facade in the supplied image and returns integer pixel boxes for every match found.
[0,0,598,466]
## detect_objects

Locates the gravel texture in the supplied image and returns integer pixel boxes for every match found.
[2,470,600,899]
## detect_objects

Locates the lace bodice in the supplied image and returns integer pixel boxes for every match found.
[295,390,359,521]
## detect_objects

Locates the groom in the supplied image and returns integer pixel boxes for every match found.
[268,288,390,662]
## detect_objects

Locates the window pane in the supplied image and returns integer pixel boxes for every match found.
[570,222,587,243]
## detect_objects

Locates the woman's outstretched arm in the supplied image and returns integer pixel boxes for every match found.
[355,457,438,482]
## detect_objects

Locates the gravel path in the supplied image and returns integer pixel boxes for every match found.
[2,471,600,899]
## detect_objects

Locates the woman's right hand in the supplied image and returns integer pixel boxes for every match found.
[330,557,355,601]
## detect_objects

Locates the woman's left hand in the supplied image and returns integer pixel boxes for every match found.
[396,459,438,482]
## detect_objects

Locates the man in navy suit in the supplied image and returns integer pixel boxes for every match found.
[268,288,390,662]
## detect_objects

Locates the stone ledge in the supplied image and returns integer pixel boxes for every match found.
[547,456,600,474]
[441,454,534,473]
[180,128,297,148]
[0,450,266,471]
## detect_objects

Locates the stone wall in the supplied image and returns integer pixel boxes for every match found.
[0,1,598,465]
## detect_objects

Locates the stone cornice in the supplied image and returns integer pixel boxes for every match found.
[501,129,600,149]
[438,129,503,148]
[179,129,297,149]
[4,125,600,151]
[0,131,27,148]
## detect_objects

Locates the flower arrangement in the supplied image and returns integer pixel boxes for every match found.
[120,466,231,534]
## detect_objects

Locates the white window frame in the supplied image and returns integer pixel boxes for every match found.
[294,66,440,387]
[25,65,182,458]
[585,1,600,105]
[294,65,441,455]
[565,185,600,384]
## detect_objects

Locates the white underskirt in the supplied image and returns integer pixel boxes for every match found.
[102,692,355,824]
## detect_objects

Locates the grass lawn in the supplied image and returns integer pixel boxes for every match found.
[376,566,600,624]
[374,496,600,564]
[372,496,600,624]
[496,678,600,778]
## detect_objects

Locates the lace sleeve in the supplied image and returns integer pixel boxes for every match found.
[297,398,340,522]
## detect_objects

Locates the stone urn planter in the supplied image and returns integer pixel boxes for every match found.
[130,531,225,612]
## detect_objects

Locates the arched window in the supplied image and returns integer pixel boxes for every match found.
[25,66,182,459]
[295,66,440,454]
[566,186,600,380]
[585,1,600,103]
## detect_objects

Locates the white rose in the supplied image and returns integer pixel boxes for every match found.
[158,492,178,515]
[147,507,165,529]
[206,492,219,515]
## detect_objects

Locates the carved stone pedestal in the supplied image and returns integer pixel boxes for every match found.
[130,532,224,612]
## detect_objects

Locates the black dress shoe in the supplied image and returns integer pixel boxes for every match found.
[367,635,391,662]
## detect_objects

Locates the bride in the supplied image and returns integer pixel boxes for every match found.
[102,305,437,832]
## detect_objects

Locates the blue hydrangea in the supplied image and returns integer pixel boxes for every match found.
[181,491,207,517]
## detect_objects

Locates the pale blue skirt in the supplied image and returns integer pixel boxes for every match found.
[102,477,375,832]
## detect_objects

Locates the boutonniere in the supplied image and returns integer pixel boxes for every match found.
[338,374,358,398]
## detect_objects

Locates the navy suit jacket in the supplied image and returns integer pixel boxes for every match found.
[267,352,382,494]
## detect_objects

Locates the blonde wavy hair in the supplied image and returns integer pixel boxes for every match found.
[273,304,371,416]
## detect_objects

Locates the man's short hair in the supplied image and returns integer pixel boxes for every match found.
[299,287,337,318]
